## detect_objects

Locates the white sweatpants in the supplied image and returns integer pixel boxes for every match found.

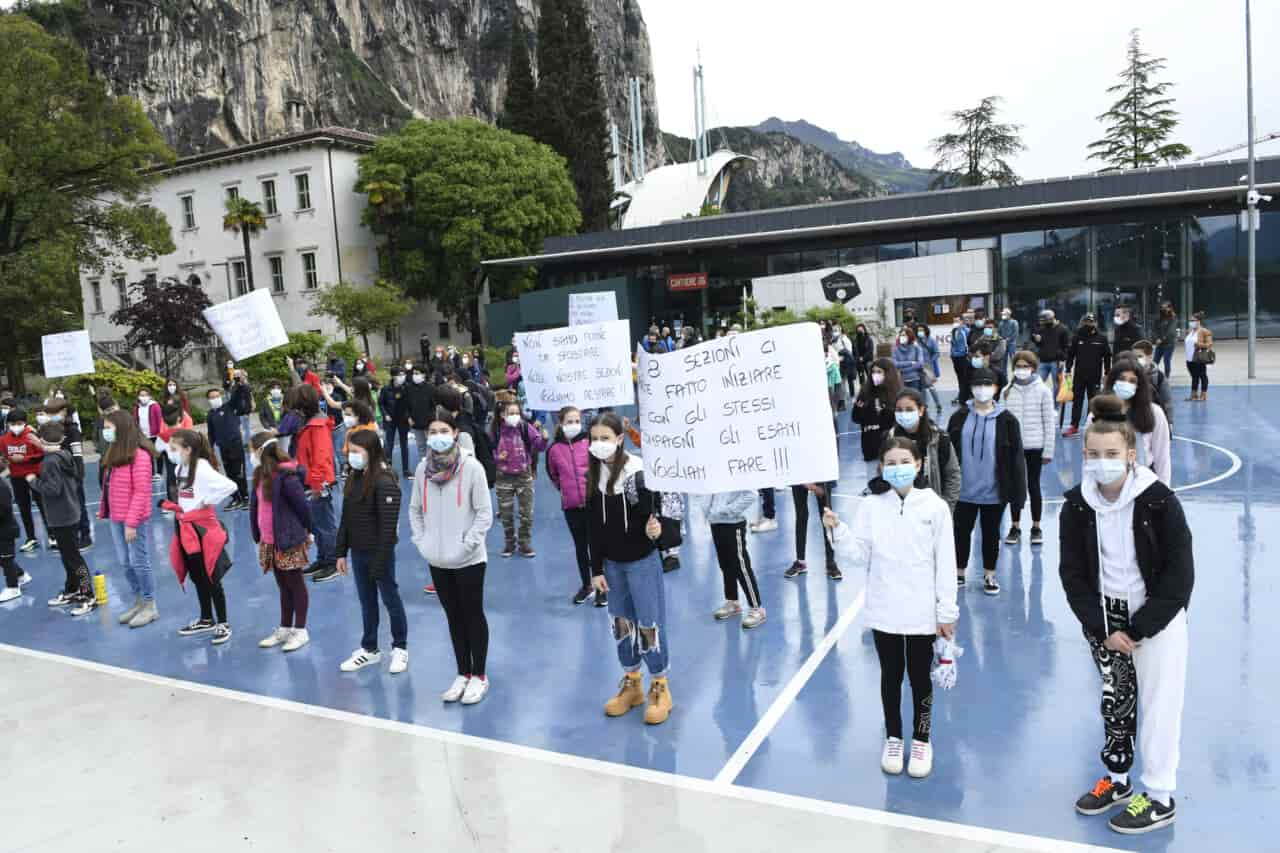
[1129,597,1188,795]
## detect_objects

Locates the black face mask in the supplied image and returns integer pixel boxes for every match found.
[1041,319,1053,326]
[1082,323,1096,333]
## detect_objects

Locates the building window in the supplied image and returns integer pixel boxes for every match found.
[232,260,249,296]
[438,321,450,339]
[180,195,195,230]
[262,179,277,215]
[301,252,318,290]
[295,173,312,210]
[89,280,102,313]
[385,326,399,345]
[226,186,239,202]
[144,272,157,286]
[114,275,127,307]
[917,238,958,257]
[269,256,285,293]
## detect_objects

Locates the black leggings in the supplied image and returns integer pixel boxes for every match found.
[1187,360,1209,394]
[792,484,835,567]
[273,569,309,629]
[184,550,227,624]
[1070,379,1102,429]
[563,507,591,587]
[0,537,19,588]
[10,476,44,543]
[1011,451,1043,525]
[954,501,1004,574]
[711,521,761,608]
[50,525,91,596]
[431,562,489,677]
[384,423,411,474]
[872,630,934,742]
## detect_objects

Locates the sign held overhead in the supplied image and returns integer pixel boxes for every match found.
[41,330,95,379]
[202,289,289,361]
[568,291,618,326]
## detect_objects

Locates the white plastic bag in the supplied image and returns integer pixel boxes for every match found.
[931,637,964,690]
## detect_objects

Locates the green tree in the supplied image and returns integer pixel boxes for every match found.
[499,15,538,139]
[309,279,414,355]
[238,331,329,385]
[357,119,581,343]
[929,95,1025,189]
[222,197,268,292]
[533,0,572,158]
[1088,29,1192,170]
[0,13,175,389]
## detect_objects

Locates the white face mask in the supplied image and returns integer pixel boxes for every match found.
[898,336,908,345]
[1013,368,1033,381]
[562,423,582,439]
[393,376,405,386]
[1113,380,1137,400]
[347,451,367,471]
[167,385,177,394]
[209,397,223,409]
[9,424,23,436]
[35,414,50,426]
[412,373,425,384]
[1114,315,1125,325]
[870,372,884,386]
[1137,356,1149,368]
[589,440,618,461]
[167,448,182,465]
[973,386,996,403]
[342,415,357,429]
[504,414,522,428]
[138,396,151,406]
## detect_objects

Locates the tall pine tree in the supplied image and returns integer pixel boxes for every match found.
[534,0,572,160]
[1088,29,1191,170]
[499,14,538,139]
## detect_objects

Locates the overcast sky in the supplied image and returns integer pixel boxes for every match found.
[643,0,1280,179]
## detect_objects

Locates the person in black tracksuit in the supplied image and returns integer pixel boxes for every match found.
[404,365,436,477]
[44,399,91,549]
[379,368,411,477]
[946,368,1026,595]
[1065,314,1112,433]
[205,388,248,507]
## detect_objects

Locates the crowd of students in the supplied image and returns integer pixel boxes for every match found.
[0,316,1198,835]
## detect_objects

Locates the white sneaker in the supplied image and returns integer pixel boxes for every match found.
[907,739,933,778]
[442,675,470,702]
[281,628,310,652]
[713,600,743,620]
[460,676,490,705]
[0,587,20,603]
[389,647,409,675]
[340,648,382,672]
[18,572,32,587]
[259,627,292,649]
[69,596,97,617]
[742,607,767,630]
[750,518,779,533]
[881,737,905,775]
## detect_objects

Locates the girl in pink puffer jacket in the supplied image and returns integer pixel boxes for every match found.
[545,406,596,607]
[98,411,160,628]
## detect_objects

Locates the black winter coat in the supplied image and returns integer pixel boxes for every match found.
[0,477,20,541]
[336,467,401,576]
[1058,480,1193,641]
[1066,330,1112,381]
[946,407,1027,507]
[404,382,435,428]
[1113,321,1145,356]
[852,394,895,461]
[1031,322,1072,362]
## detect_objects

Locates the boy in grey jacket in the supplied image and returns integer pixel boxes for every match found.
[699,489,765,629]
[28,423,95,614]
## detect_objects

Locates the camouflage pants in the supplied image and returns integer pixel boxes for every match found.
[496,471,535,550]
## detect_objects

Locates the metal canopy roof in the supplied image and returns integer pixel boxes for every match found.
[485,154,1280,267]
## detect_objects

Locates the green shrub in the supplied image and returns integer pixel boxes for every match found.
[238,332,328,385]
[482,345,510,374]
[64,360,167,423]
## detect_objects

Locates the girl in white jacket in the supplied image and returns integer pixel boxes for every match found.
[1002,350,1056,547]
[824,437,958,779]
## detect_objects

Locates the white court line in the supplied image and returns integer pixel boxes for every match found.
[831,434,1242,505]
[0,643,1124,853]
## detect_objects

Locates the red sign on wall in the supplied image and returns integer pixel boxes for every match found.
[668,272,708,292]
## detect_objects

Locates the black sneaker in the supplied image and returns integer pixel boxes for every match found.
[784,561,808,579]
[1108,793,1175,834]
[572,586,592,606]
[1075,777,1134,815]
[827,564,843,581]
[661,555,680,573]
[983,575,1000,595]
[594,591,608,608]
[1030,527,1044,547]
[957,573,966,588]
[304,562,324,575]
[1003,527,1021,546]
[312,564,340,584]
[178,619,216,636]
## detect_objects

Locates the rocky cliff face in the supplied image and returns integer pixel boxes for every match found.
[63,0,659,159]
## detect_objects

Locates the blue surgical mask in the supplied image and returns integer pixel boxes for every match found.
[970,356,985,369]
[427,433,455,453]
[1085,458,1128,485]
[883,462,918,490]
[894,410,920,431]
[101,427,116,445]
[1113,380,1137,400]
[347,451,367,471]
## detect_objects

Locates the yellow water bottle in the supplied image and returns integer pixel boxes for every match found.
[93,572,108,606]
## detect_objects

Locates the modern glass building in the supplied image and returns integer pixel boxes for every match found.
[485,155,1280,346]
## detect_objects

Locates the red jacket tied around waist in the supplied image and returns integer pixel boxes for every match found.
[168,505,231,587]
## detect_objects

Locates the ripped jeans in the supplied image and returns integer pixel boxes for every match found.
[604,556,669,676]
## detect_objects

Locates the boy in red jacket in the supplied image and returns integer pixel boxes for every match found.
[292,385,338,583]
[0,409,45,552]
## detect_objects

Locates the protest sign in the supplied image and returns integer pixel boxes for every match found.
[568,291,618,326]
[636,323,838,493]
[513,319,634,409]
[202,289,289,361]
[41,330,94,378]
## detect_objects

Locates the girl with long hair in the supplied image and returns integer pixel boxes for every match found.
[99,410,160,627]
[249,431,313,652]
[1096,358,1171,486]
[852,357,902,462]
[870,388,960,514]
[545,406,597,606]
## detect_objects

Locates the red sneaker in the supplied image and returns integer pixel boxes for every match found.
[423,584,437,595]
[1062,426,1079,438]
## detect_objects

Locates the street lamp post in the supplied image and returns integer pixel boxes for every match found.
[1246,0,1257,379]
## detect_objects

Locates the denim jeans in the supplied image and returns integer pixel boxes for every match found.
[604,556,669,676]
[1037,361,1061,400]
[239,414,252,448]
[1154,343,1174,377]
[308,491,336,564]
[351,548,407,652]
[109,519,155,601]
[331,422,347,475]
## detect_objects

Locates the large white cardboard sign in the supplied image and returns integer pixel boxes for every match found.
[41,330,95,378]
[637,323,838,493]
[202,289,289,361]
[513,319,634,409]
[568,291,618,326]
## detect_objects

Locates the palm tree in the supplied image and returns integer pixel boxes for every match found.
[222,197,268,292]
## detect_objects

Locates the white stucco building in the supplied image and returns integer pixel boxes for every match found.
[81,127,452,382]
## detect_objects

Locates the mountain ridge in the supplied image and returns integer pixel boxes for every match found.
[754,117,935,194]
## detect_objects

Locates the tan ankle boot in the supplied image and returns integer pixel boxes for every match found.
[604,672,645,717]
[644,676,673,725]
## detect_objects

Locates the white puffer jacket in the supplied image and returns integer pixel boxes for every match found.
[1002,377,1056,460]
